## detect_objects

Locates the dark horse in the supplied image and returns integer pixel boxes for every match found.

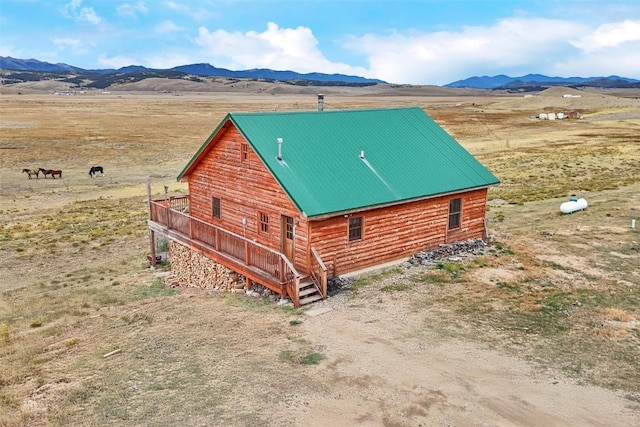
[39,168,62,179]
[22,168,40,179]
[89,166,104,177]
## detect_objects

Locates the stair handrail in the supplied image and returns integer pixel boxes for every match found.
[310,247,328,299]
[280,255,301,306]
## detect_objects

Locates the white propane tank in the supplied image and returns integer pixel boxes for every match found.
[560,197,588,214]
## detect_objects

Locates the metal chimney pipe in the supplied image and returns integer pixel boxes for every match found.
[317,93,324,111]
[277,138,283,160]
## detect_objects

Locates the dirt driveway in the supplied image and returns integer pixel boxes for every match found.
[292,288,639,427]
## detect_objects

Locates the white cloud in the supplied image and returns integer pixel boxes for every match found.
[0,45,20,58]
[98,52,193,70]
[117,2,149,18]
[155,20,182,34]
[145,53,194,69]
[163,1,213,21]
[345,17,589,85]
[64,0,82,12]
[571,20,640,52]
[194,22,369,76]
[98,54,139,69]
[78,8,102,25]
[52,37,84,52]
[191,17,637,85]
[553,43,640,78]
[50,10,640,85]
[64,0,102,25]
[163,1,186,12]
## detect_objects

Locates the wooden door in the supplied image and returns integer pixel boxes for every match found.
[281,215,295,262]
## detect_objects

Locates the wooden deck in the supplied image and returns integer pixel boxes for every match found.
[148,196,327,307]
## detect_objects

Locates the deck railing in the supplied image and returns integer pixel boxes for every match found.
[149,198,302,297]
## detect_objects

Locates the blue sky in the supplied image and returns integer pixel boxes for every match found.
[1,0,639,85]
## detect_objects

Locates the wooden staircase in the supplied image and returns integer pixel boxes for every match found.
[297,275,323,306]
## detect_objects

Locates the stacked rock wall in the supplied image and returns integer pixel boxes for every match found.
[167,241,245,291]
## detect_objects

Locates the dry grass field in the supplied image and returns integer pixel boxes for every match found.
[1,83,639,426]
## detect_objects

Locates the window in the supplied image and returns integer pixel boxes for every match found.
[348,216,363,241]
[241,143,249,161]
[212,197,221,219]
[448,198,461,230]
[259,212,269,233]
[285,216,294,240]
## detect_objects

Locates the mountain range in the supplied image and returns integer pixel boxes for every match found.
[446,73,640,89]
[0,56,383,87]
[1,56,639,90]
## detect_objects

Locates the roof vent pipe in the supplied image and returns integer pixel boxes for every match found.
[277,138,283,160]
[317,93,324,111]
[360,150,365,159]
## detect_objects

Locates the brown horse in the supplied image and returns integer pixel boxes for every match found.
[39,168,63,179]
[22,168,40,179]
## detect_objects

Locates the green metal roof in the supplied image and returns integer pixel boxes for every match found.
[179,107,499,218]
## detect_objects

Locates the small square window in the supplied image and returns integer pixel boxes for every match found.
[212,197,221,219]
[348,217,363,241]
[259,212,269,233]
[241,143,249,161]
[448,198,461,230]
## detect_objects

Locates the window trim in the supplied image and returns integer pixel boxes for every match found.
[348,216,363,242]
[448,197,461,230]
[212,196,221,219]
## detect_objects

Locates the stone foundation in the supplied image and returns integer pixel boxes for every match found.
[166,241,246,291]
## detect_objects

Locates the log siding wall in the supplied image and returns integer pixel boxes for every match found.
[186,127,310,271]
[309,189,488,276]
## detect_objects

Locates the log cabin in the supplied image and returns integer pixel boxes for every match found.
[147,102,499,307]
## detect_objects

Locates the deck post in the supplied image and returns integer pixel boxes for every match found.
[146,177,157,268]
[293,276,301,307]
[321,269,327,299]
[146,176,152,216]
[149,230,157,267]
